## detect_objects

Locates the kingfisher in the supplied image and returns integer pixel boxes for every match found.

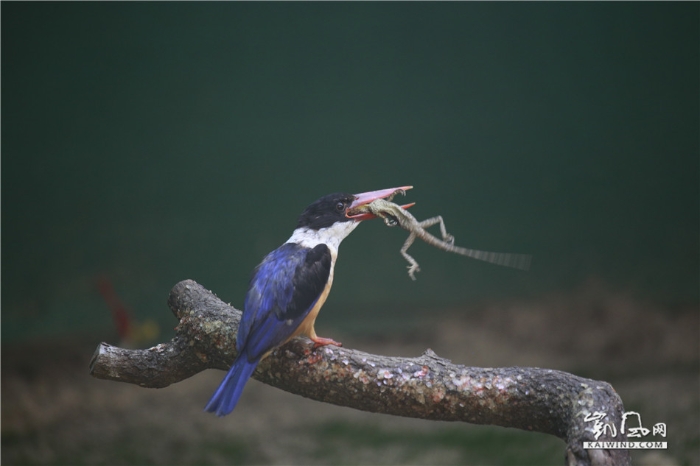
[205,186,413,416]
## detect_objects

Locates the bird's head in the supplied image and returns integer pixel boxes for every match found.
[296,186,413,230]
[291,186,413,249]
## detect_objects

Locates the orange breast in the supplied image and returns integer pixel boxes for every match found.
[288,250,337,342]
[289,270,334,341]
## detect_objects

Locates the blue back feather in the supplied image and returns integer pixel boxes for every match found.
[206,242,331,416]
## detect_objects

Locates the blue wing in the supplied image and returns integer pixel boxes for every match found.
[205,242,331,416]
[237,242,331,359]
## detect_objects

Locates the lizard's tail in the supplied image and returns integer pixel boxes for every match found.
[451,248,532,271]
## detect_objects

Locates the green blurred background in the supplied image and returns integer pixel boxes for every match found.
[2,3,698,465]
[3,2,697,343]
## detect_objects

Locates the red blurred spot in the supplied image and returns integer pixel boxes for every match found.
[96,275,132,340]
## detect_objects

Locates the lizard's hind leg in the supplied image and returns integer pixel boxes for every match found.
[400,233,421,280]
[418,216,455,245]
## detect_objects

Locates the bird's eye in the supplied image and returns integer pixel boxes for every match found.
[335,201,345,212]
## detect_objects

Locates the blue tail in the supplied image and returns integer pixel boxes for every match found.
[205,356,259,416]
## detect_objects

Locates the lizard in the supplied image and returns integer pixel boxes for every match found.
[348,190,532,280]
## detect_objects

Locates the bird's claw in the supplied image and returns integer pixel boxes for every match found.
[311,336,342,349]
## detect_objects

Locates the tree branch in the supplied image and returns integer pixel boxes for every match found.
[90,280,630,466]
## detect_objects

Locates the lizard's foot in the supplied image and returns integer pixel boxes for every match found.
[385,189,406,202]
[407,264,420,280]
[311,336,342,349]
[383,216,398,227]
[444,234,455,245]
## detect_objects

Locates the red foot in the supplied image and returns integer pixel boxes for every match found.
[311,336,342,349]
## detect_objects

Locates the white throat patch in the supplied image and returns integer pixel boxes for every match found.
[286,221,360,253]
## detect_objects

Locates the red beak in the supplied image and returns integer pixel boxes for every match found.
[346,186,414,221]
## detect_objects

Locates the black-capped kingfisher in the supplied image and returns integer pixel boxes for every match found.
[205,186,413,416]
